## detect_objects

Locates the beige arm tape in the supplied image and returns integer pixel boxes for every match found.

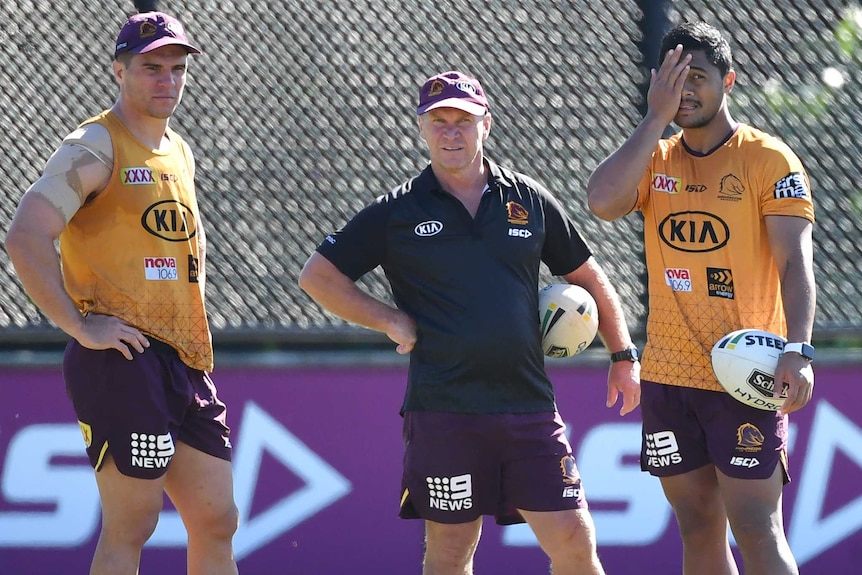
[25,124,113,225]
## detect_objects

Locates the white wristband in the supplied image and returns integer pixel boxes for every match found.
[784,342,814,361]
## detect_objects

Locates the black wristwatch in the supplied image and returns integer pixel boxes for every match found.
[610,347,640,362]
[784,342,815,361]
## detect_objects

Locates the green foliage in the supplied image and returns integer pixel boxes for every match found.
[852,190,862,213]
[739,8,860,121]
[761,82,832,117]
[835,8,862,57]
[835,6,862,213]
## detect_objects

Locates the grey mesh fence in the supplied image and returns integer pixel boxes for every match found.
[0,0,859,346]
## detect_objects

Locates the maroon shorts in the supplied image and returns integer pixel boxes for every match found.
[63,338,232,479]
[399,411,587,525]
[640,380,789,482]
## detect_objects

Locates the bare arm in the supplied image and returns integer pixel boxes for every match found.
[561,257,641,415]
[766,215,815,415]
[6,192,85,337]
[5,134,148,359]
[586,46,691,221]
[298,252,417,354]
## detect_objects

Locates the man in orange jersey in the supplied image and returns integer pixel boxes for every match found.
[586,21,814,575]
[5,5,238,575]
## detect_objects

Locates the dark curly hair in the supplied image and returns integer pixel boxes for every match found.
[659,21,733,77]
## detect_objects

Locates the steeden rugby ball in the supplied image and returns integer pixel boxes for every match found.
[538,284,599,358]
[711,328,788,411]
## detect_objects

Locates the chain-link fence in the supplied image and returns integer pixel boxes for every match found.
[1,0,859,346]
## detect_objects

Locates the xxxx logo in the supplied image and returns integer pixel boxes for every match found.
[651,173,681,194]
[122,167,155,185]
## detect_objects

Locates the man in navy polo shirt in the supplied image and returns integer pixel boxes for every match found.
[299,70,640,575]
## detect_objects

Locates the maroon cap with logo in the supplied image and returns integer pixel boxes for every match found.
[416,71,489,116]
[114,11,202,58]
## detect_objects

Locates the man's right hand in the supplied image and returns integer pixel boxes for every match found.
[646,44,692,127]
[76,314,150,360]
[386,311,417,355]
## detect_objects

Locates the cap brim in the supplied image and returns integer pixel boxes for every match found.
[134,37,202,55]
[417,98,487,116]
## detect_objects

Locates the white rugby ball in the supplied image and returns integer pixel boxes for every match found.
[711,328,788,411]
[538,284,599,358]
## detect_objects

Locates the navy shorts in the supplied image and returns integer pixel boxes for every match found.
[63,338,232,480]
[640,380,789,482]
[399,411,587,525]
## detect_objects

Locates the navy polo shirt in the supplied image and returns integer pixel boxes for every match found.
[316,160,592,414]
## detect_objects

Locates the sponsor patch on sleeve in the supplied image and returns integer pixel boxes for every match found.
[773,172,809,199]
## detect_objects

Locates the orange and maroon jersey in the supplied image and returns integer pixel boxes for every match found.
[59,111,213,371]
[635,124,814,391]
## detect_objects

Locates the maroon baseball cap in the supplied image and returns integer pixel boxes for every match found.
[416,71,489,116]
[114,11,201,58]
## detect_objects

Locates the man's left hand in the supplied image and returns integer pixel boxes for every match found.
[775,353,814,416]
[607,360,641,416]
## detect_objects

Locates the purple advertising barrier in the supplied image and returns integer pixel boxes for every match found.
[1,361,860,574]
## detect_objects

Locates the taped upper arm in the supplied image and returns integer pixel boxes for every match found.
[25,123,113,224]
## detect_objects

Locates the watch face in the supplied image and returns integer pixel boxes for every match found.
[612,348,639,362]
[785,342,814,360]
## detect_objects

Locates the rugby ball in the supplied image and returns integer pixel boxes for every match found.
[711,329,788,411]
[538,284,599,358]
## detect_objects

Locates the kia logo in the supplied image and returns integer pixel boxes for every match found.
[658,211,728,253]
[414,221,443,237]
[142,200,197,242]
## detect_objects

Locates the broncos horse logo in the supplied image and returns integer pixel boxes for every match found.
[719,174,745,197]
[736,423,765,450]
[506,201,529,225]
[560,455,581,485]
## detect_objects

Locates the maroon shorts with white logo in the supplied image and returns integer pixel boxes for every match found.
[63,338,231,480]
[399,411,587,525]
[640,380,789,482]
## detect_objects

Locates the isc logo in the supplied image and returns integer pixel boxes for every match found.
[562,486,581,498]
[730,456,760,468]
[508,228,532,238]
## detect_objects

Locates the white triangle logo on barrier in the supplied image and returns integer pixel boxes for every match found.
[148,401,352,560]
[789,400,862,565]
